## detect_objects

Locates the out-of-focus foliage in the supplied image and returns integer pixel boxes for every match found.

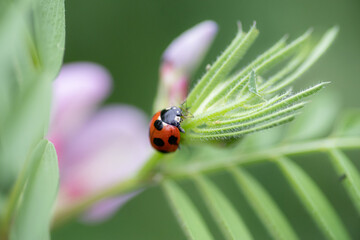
[0,0,64,188]
[0,0,64,239]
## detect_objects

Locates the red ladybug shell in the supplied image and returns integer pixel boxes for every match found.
[149,111,180,153]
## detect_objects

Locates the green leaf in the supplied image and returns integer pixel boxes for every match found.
[333,109,360,137]
[193,175,253,240]
[0,0,65,189]
[230,168,299,240]
[186,114,295,141]
[259,53,305,91]
[227,82,328,124]
[193,103,304,134]
[181,25,337,145]
[183,82,327,142]
[0,0,35,125]
[225,29,311,100]
[0,80,52,189]
[328,149,360,214]
[188,23,259,112]
[276,157,350,240]
[205,101,305,130]
[1,140,48,231]
[200,35,287,110]
[32,0,65,79]
[248,70,258,95]
[266,26,339,93]
[162,180,214,240]
[10,140,59,240]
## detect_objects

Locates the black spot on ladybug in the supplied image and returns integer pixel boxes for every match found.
[154,120,163,131]
[168,135,178,145]
[153,138,165,147]
[159,149,169,153]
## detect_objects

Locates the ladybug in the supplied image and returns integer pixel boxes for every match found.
[149,106,185,153]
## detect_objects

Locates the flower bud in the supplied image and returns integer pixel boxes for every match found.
[154,20,218,110]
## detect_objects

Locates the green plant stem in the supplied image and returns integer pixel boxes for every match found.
[136,151,164,179]
[52,151,164,228]
[51,136,360,228]
[52,177,145,228]
[162,137,360,178]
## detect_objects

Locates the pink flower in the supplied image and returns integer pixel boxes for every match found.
[48,20,218,223]
[154,20,218,110]
[48,63,152,222]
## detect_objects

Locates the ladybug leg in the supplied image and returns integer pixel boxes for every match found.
[178,126,185,133]
[173,121,185,133]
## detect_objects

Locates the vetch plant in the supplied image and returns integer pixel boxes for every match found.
[1,0,360,239]
[181,22,335,142]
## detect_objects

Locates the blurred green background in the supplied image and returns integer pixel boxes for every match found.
[53,0,360,239]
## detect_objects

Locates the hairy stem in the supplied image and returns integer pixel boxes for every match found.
[162,137,360,178]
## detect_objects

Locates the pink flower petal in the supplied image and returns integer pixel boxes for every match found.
[81,191,140,223]
[47,62,112,160]
[162,20,218,74]
[56,105,153,216]
[154,21,218,109]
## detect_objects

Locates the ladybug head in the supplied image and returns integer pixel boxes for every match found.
[161,106,183,124]
[160,106,186,133]
[170,106,183,123]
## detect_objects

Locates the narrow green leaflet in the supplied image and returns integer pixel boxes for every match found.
[32,0,65,79]
[180,24,337,144]
[193,175,253,240]
[277,157,350,240]
[225,29,311,100]
[0,80,52,189]
[162,180,214,240]
[202,102,305,131]
[328,149,360,214]
[200,36,287,109]
[248,70,258,96]
[185,114,296,141]
[259,54,304,91]
[10,140,59,240]
[183,82,328,142]
[230,168,299,240]
[0,0,65,190]
[0,0,35,128]
[266,26,339,93]
[188,23,259,112]
[1,140,48,232]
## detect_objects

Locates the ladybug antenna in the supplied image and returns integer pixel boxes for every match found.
[186,110,194,118]
[180,103,194,119]
[181,101,191,112]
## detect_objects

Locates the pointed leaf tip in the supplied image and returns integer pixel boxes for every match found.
[237,21,243,32]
